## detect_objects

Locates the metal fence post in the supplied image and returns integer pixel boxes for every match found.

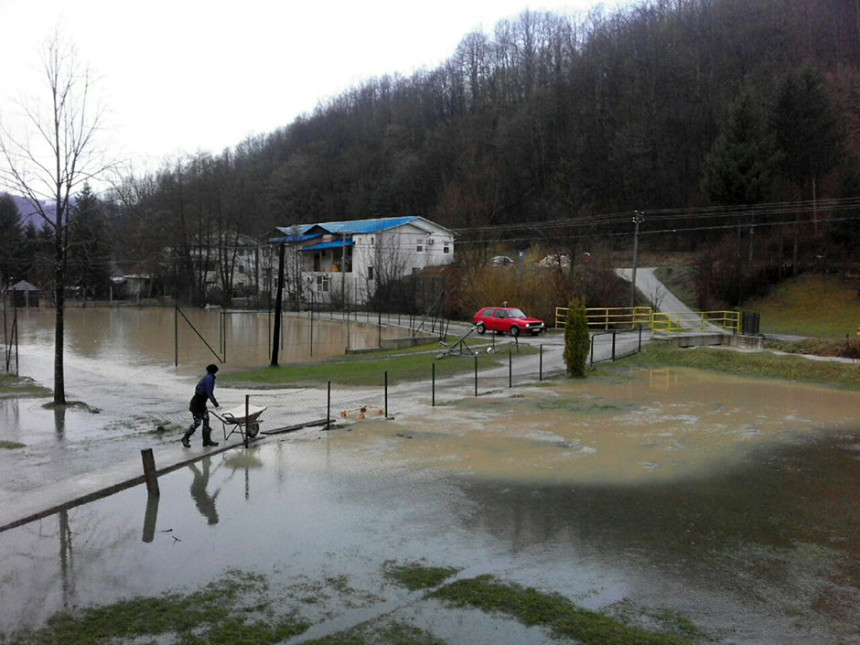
[326,382,331,430]
[244,395,250,448]
[508,350,512,388]
[384,371,388,417]
[432,362,436,407]
[539,344,543,381]
[474,355,478,397]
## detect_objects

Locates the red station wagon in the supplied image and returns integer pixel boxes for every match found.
[473,307,546,337]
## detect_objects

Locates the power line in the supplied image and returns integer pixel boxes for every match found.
[449,197,860,242]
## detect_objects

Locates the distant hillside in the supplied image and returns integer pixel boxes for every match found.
[9,194,56,229]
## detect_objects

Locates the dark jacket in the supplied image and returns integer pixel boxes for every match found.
[189,373,219,415]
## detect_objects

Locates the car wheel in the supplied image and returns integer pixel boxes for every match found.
[476,322,486,335]
[511,326,520,337]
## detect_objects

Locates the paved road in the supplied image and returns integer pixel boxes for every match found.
[615,267,694,314]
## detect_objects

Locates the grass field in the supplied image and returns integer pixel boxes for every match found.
[224,338,536,387]
[744,273,860,340]
[653,269,860,349]
[619,342,859,390]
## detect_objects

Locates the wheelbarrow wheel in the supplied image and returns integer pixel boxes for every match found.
[247,422,260,439]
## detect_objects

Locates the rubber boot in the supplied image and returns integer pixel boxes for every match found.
[202,428,219,447]
[181,428,193,448]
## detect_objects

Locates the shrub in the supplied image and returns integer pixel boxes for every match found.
[563,298,590,378]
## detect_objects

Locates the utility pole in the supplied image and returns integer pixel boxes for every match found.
[270,243,285,366]
[630,211,644,310]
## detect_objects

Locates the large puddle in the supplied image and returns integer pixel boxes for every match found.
[1,367,857,644]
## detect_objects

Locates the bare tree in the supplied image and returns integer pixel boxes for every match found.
[0,31,111,404]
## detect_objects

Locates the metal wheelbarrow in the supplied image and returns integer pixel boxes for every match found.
[211,404,267,443]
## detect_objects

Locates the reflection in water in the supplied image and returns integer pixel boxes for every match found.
[58,509,74,609]
[142,493,160,543]
[645,367,680,389]
[223,448,264,500]
[189,458,219,525]
[53,406,65,438]
[13,307,413,371]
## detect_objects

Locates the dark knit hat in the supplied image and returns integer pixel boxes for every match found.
[206,364,219,374]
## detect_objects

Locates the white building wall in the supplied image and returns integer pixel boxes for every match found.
[285,218,454,307]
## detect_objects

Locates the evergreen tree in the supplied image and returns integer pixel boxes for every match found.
[68,183,111,299]
[563,298,590,378]
[0,193,23,286]
[774,65,845,195]
[702,91,780,206]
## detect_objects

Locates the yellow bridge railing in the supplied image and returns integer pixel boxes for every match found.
[555,306,652,330]
[651,310,741,335]
[555,306,742,336]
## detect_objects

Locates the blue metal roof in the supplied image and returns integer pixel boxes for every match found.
[302,239,355,252]
[307,216,419,235]
[270,229,321,243]
[273,216,441,245]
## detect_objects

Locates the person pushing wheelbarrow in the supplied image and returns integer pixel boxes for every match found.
[182,364,220,448]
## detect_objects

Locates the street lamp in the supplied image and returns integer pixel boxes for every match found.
[630,211,644,310]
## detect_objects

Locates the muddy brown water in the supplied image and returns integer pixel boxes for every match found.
[6,305,408,372]
[0,307,857,643]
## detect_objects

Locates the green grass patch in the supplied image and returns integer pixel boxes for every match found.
[0,441,26,449]
[224,341,533,387]
[619,342,860,390]
[744,273,860,340]
[3,570,309,645]
[384,562,461,591]
[430,575,691,645]
[0,374,51,399]
[304,621,445,645]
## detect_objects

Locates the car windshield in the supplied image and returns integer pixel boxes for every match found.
[507,309,526,318]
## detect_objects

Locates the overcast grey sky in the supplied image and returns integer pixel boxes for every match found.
[1,0,628,174]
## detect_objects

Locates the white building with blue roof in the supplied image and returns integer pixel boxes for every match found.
[272,216,454,306]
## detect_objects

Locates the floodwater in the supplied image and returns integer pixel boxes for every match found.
[5,305,415,375]
[0,305,429,499]
[0,356,858,643]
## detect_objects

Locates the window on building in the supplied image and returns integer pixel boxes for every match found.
[417,244,424,253]
[317,275,330,292]
[443,245,450,254]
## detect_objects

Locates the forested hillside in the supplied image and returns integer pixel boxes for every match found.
[119,0,856,231]
[4,0,858,309]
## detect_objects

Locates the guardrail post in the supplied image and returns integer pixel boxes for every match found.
[432,363,436,407]
[611,330,616,361]
[474,355,478,397]
[508,350,512,388]
[384,371,388,417]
